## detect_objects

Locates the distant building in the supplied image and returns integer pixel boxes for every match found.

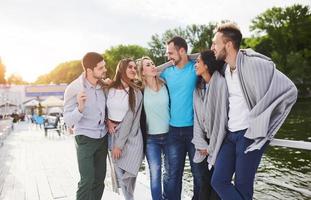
[25,84,67,97]
[0,84,67,114]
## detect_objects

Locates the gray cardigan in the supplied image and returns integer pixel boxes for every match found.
[235,49,298,152]
[203,49,297,167]
[192,71,229,166]
[192,83,209,163]
[111,89,144,192]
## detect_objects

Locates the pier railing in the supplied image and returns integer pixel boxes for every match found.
[263,138,311,198]
[270,138,311,150]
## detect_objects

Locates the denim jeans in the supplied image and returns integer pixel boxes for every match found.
[211,129,268,200]
[164,126,201,200]
[146,133,168,200]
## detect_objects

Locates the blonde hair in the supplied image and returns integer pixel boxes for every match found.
[136,56,164,90]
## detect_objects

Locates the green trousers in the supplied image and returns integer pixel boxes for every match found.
[75,134,108,200]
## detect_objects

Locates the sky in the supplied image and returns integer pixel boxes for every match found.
[0,0,310,82]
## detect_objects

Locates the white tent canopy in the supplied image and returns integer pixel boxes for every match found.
[0,102,17,107]
[41,96,64,107]
[24,99,39,107]
[47,107,63,114]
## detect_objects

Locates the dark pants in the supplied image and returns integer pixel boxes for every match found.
[211,129,268,200]
[75,135,108,200]
[164,126,201,200]
[196,158,220,200]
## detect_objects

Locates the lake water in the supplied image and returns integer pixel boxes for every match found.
[182,99,311,199]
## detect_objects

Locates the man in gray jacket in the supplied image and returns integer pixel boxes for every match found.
[63,52,108,200]
[210,23,297,200]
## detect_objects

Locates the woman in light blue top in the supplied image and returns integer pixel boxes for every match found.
[137,56,170,200]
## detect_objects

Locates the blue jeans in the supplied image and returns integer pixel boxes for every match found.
[146,133,168,200]
[211,129,268,200]
[164,126,201,200]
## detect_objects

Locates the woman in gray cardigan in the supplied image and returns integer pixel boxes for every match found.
[192,50,224,200]
[107,58,144,200]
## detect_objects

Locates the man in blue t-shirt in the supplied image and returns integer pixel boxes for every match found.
[160,36,200,200]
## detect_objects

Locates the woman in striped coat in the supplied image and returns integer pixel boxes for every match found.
[192,50,224,200]
[107,58,144,200]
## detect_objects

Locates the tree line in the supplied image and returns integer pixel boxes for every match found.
[1,4,310,96]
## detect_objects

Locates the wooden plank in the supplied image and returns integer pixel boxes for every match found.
[36,171,53,200]
[25,172,40,200]
[46,170,67,199]
[0,174,15,200]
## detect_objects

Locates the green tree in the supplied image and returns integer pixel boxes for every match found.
[103,44,149,78]
[7,73,28,85]
[148,23,217,65]
[35,44,148,84]
[248,4,311,96]
[148,27,187,65]
[0,57,6,84]
[242,36,273,57]
[186,23,217,53]
[36,60,82,84]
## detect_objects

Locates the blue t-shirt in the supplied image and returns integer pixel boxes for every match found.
[160,60,197,127]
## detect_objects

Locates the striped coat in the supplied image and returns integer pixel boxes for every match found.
[111,89,144,180]
[199,49,297,167]
[192,71,229,167]
[235,49,298,152]
[192,84,210,163]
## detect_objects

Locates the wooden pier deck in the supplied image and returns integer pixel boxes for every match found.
[0,122,151,200]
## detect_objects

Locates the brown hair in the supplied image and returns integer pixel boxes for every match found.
[82,52,108,89]
[167,36,188,53]
[216,23,242,50]
[81,52,103,71]
[109,58,141,112]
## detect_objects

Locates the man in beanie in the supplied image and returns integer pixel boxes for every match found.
[63,52,108,200]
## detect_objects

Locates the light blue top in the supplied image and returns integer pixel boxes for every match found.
[63,75,107,139]
[144,85,170,134]
[160,60,197,127]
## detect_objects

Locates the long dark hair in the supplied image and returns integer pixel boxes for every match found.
[109,58,141,112]
[196,50,225,90]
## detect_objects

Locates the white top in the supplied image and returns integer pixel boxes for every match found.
[225,65,250,132]
[107,88,129,122]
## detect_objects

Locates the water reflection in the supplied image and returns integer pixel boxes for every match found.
[182,99,311,199]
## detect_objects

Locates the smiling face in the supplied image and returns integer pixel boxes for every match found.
[166,42,182,65]
[89,60,107,80]
[195,55,208,76]
[125,61,137,80]
[211,32,228,61]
